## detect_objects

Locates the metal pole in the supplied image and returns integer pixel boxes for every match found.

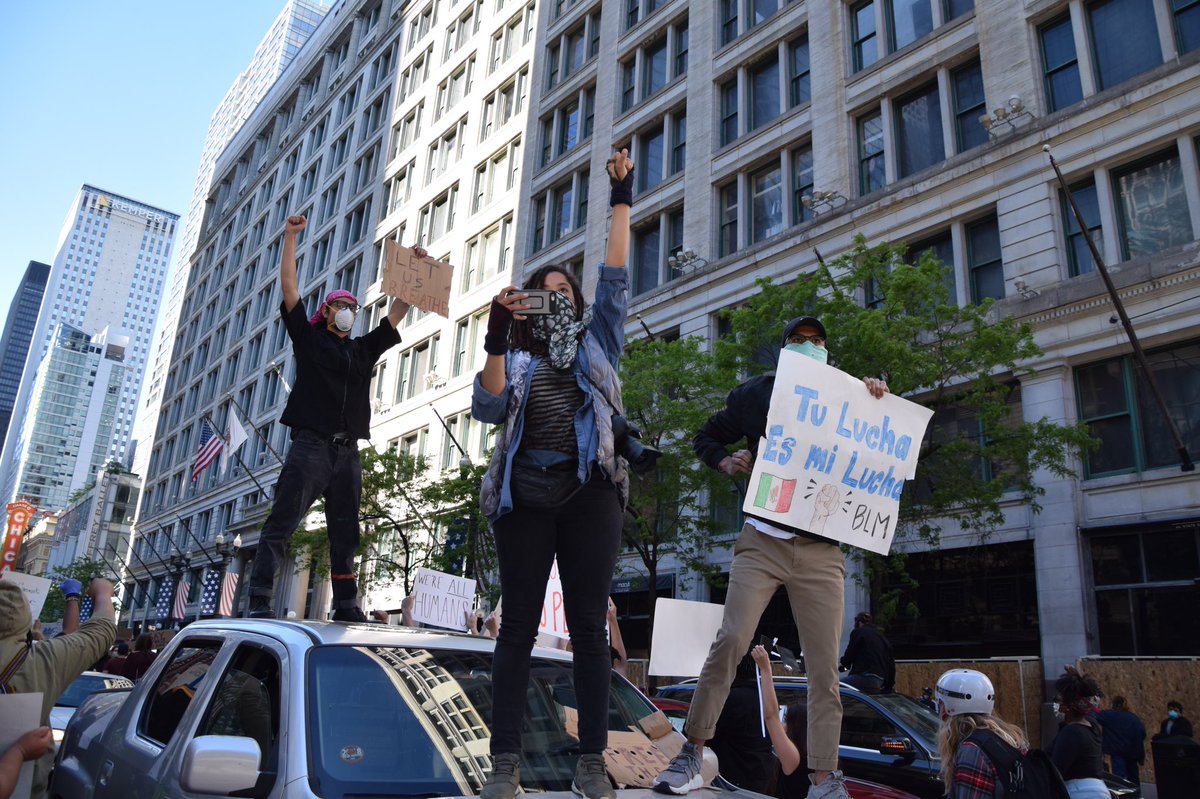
[202,412,274,498]
[174,513,220,567]
[1046,146,1194,472]
[428,403,468,464]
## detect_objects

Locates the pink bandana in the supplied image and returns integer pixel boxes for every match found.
[309,289,359,327]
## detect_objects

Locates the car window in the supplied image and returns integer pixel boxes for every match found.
[307,646,659,798]
[56,675,129,708]
[139,640,221,746]
[872,693,940,746]
[194,643,281,776]
[840,696,901,750]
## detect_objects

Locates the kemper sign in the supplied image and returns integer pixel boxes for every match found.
[97,194,166,224]
[1,501,36,572]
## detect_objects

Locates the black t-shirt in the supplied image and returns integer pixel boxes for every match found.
[708,682,775,794]
[278,301,400,438]
[1049,719,1104,781]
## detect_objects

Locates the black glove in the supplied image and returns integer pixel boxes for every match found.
[608,160,635,207]
[483,298,513,356]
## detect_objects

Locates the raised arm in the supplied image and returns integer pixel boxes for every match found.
[478,287,530,398]
[752,645,801,775]
[588,151,635,364]
[384,245,425,328]
[279,215,307,312]
[605,150,633,268]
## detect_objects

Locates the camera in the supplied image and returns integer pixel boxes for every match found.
[611,415,662,474]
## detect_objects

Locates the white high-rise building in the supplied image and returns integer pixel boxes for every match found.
[0,185,178,509]
[132,0,329,482]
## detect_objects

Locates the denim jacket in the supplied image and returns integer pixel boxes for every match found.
[473,265,629,522]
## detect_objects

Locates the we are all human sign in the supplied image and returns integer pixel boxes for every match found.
[742,350,934,555]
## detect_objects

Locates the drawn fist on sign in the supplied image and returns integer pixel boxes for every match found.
[808,483,842,534]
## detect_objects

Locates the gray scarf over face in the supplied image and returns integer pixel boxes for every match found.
[532,291,591,370]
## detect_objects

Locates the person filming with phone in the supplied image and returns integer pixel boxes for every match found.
[472,150,638,799]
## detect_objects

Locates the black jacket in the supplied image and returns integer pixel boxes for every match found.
[279,301,400,439]
[694,374,834,543]
[840,624,895,691]
[1155,715,1194,739]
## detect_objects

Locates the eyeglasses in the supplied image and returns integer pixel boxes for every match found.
[786,333,826,347]
[329,301,360,313]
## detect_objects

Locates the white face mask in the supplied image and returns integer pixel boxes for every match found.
[785,341,828,364]
[333,307,356,332]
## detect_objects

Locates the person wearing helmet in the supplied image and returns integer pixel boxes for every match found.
[935,669,1030,798]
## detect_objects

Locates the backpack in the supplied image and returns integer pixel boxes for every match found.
[965,729,1071,799]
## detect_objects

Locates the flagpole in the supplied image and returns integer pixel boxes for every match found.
[174,513,220,568]
[201,412,272,499]
[225,391,284,465]
[125,542,156,630]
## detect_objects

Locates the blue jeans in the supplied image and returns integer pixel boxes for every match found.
[248,430,363,608]
[488,476,623,756]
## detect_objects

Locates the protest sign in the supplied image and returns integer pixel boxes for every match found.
[648,598,726,676]
[411,567,476,631]
[742,350,933,555]
[0,693,41,799]
[538,559,569,640]
[0,569,51,620]
[382,240,454,317]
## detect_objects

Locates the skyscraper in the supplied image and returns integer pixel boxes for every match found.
[132,0,329,483]
[0,186,178,508]
[0,261,50,448]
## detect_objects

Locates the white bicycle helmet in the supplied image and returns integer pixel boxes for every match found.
[936,669,995,717]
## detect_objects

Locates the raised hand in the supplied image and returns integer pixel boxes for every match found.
[606,149,636,207]
[284,215,307,236]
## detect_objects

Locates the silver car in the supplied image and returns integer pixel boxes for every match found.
[51,619,722,799]
[49,671,134,745]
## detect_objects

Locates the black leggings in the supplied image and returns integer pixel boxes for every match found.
[489,476,623,756]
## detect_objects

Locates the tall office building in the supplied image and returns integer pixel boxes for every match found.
[133,0,330,482]
[0,186,178,509]
[0,261,50,448]
[127,0,537,625]
[525,0,1200,670]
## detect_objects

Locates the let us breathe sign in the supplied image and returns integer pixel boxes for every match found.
[742,350,934,555]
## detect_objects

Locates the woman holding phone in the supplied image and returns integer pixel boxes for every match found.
[472,151,635,799]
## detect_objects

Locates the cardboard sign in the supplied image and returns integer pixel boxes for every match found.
[411,567,476,631]
[648,598,726,676]
[0,570,51,620]
[382,240,454,317]
[538,560,569,640]
[742,350,934,555]
[0,693,41,799]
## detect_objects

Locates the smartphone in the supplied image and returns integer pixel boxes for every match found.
[519,289,556,315]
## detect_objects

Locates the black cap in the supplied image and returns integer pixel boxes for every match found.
[781,316,827,348]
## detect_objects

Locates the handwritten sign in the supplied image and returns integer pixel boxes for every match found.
[382,240,454,317]
[0,570,51,620]
[411,567,476,631]
[742,350,933,555]
[0,693,41,799]
[648,598,726,676]
[538,560,569,640]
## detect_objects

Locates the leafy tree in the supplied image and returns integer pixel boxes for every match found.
[39,556,113,623]
[713,236,1094,621]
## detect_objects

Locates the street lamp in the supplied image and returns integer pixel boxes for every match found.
[668,249,709,276]
[979,95,1035,138]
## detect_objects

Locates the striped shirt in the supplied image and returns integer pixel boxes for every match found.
[519,360,584,456]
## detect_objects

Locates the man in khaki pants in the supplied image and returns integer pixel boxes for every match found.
[652,317,889,799]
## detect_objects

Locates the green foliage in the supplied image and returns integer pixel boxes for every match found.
[289,447,494,601]
[39,556,114,623]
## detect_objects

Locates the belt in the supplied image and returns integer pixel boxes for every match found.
[329,433,357,447]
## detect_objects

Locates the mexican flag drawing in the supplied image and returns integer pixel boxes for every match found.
[753,473,797,513]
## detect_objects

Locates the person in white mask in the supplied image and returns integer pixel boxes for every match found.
[245,214,421,622]
[654,317,887,799]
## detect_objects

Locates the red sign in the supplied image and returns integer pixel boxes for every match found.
[1,501,36,573]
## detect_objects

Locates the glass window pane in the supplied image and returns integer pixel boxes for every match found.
[789,38,810,107]
[1088,0,1163,90]
[792,146,814,224]
[1134,585,1200,655]
[1092,535,1143,585]
[888,0,934,51]
[751,165,783,242]
[952,61,987,152]
[897,83,944,178]
[640,127,665,191]
[1076,359,1128,419]
[750,56,781,130]
[634,223,661,295]
[859,113,885,193]
[1114,150,1193,259]
[945,0,973,19]
[1041,16,1082,111]
[645,40,668,95]
[1143,528,1200,582]
[852,1,878,72]
[752,0,778,27]
[1136,341,1200,469]
[1176,0,1200,53]
[1095,590,1135,655]
[719,184,738,256]
[1063,182,1103,276]
[721,82,739,145]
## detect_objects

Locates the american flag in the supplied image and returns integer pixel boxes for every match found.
[171,578,191,620]
[191,420,225,482]
[198,569,222,615]
[155,577,175,620]
[218,570,240,617]
[78,595,94,623]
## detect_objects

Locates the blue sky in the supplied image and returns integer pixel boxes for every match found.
[0,1,306,314]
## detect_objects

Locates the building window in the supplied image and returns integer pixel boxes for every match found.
[530,169,589,252]
[895,82,943,178]
[1087,0,1162,91]
[618,16,688,113]
[1061,180,1103,276]
[545,10,601,88]
[791,144,814,225]
[1175,0,1200,53]
[435,57,475,121]
[1039,15,1082,113]
[720,81,739,146]
[904,229,956,301]
[851,1,878,72]
[631,206,684,296]
[480,68,529,142]
[750,164,784,243]
[540,86,595,166]
[951,60,987,152]
[720,35,809,145]
[1075,339,1200,476]
[1089,523,1200,656]
[472,137,521,214]
[749,55,781,132]
[427,116,468,184]
[462,215,514,292]
[417,185,459,246]
[966,214,1003,304]
[1112,148,1192,260]
[788,37,811,107]
[395,337,440,403]
[887,0,934,52]
[858,111,886,194]
[622,108,685,195]
[944,0,973,19]
[387,160,416,215]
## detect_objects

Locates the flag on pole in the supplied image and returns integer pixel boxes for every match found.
[155,577,175,620]
[198,569,222,616]
[192,419,225,482]
[220,413,250,475]
[172,577,191,620]
[218,570,240,617]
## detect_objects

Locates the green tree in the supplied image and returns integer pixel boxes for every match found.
[713,236,1094,620]
[39,556,114,623]
[618,335,739,635]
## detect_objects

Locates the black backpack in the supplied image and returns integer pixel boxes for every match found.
[964,729,1071,799]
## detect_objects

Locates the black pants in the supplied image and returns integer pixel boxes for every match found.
[248,430,363,608]
[843,673,884,693]
[489,476,623,756]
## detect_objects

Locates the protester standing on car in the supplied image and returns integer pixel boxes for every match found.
[654,318,889,799]
[1048,668,1108,799]
[473,151,634,799]
[245,214,417,622]
[840,612,895,694]
[0,578,116,799]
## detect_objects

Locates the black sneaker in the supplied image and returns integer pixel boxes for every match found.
[332,606,368,623]
[481,752,522,799]
[572,753,615,799]
[248,596,274,619]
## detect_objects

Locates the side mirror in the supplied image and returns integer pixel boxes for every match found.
[181,735,262,794]
[879,736,915,758]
